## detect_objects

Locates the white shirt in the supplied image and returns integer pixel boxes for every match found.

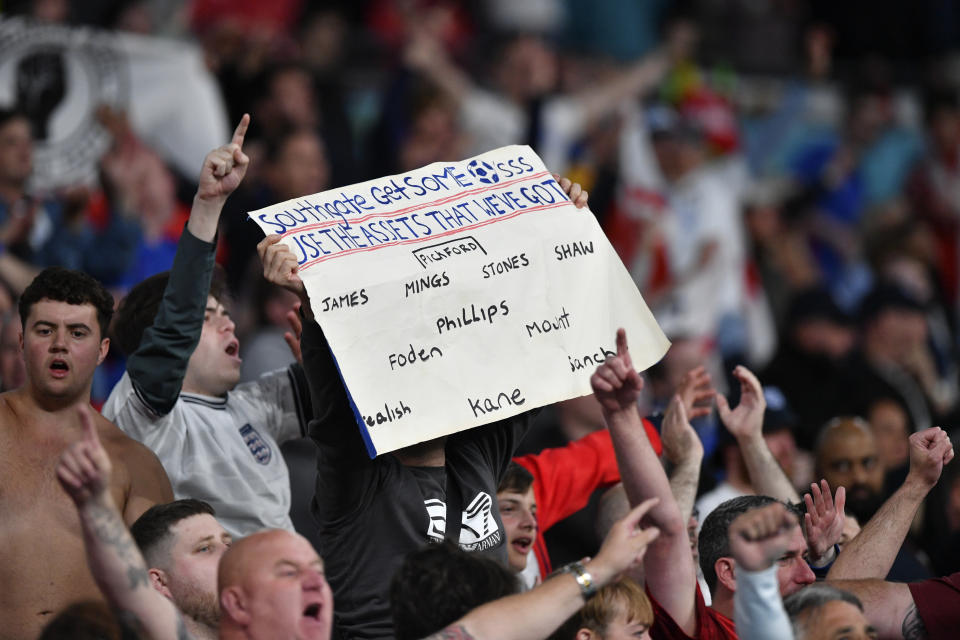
[104,367,305,536]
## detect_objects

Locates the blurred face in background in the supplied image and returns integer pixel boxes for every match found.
[791,319,854,360]
[867,398,910,471]
[269,130,330,201]
[495,36,558,103]
[0,116,32,187]
[929,105,960,156]
[399,97,463,172]
[270,68,318,129]
[0,313,25,391]
[867,307,927,364]
[816,420,884,521]
[848,93,892,147]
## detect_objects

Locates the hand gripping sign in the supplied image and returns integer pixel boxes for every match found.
[250,145,669,457]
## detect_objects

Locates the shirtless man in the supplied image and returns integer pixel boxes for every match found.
[0,266,173,639]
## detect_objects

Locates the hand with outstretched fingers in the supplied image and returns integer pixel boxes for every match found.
[661,393,704,466]
[716,365,766,441]
[803,479,846,563]
[676,365,715,420]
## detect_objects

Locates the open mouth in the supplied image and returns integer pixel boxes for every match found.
[512,537,532,553]
[49,359,69,375]
[225,341,239,357]
[303,603,321,620]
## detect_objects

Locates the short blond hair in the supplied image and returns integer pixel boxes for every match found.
[578,577,653,635]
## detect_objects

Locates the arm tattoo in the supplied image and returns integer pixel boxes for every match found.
[902,603,929,640]
[424,624,477,640]
[126,565,150,589]
[85,500,152,589]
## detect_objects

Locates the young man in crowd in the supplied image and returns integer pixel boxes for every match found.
[131,499,233,640]
[103,114,314,536]
[0,267,172,639]
[497,463,540,583]
[257,176,589,639]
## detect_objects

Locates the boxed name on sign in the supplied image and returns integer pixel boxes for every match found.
[249,145,670,457]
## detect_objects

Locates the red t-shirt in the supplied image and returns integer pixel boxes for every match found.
[649,586,738,640]
[514,420,663,577]
[908,571,960,638]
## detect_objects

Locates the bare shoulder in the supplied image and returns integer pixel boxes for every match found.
[96,411,174,520]
[0,392,18,433]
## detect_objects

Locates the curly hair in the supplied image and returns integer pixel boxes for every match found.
[19,267,114,338]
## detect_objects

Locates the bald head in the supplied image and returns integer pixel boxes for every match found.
[218,529,332,639]
[815,417,884,521]
[815,417,875,466]
[218,529,301,593]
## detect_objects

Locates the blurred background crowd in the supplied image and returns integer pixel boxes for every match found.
[4,0,960,583]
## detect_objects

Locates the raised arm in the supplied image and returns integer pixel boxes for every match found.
[717,366,800,504]
[828,427,954,580]
[126,115,250,414]
[593,329,697,636]
[801,479,846,570]
[573,50,667,127]
[663,366,712,525]
[661,394,705,527]
[729,503,797,640]
[57,406,184,639]
[403,30,473,104]
[427,498,661,640]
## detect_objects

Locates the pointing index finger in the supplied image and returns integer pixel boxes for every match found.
[616,328,629,357]
[79,404,99,444]
[232,113,250,148]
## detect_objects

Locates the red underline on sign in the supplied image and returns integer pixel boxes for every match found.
[280,170,553,237]
[299,200,570,268]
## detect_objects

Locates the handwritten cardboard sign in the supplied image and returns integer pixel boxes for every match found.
[249,145,669,457]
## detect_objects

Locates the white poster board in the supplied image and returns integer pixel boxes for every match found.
[250,145,670,457]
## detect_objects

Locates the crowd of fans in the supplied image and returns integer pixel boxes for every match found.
[5,0,960,639]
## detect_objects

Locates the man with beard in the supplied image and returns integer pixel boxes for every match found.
[131,499,232,639]
[815,418,886,523]
[815,417,929,580]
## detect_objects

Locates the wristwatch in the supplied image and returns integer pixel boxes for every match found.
[558,561,597,599]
